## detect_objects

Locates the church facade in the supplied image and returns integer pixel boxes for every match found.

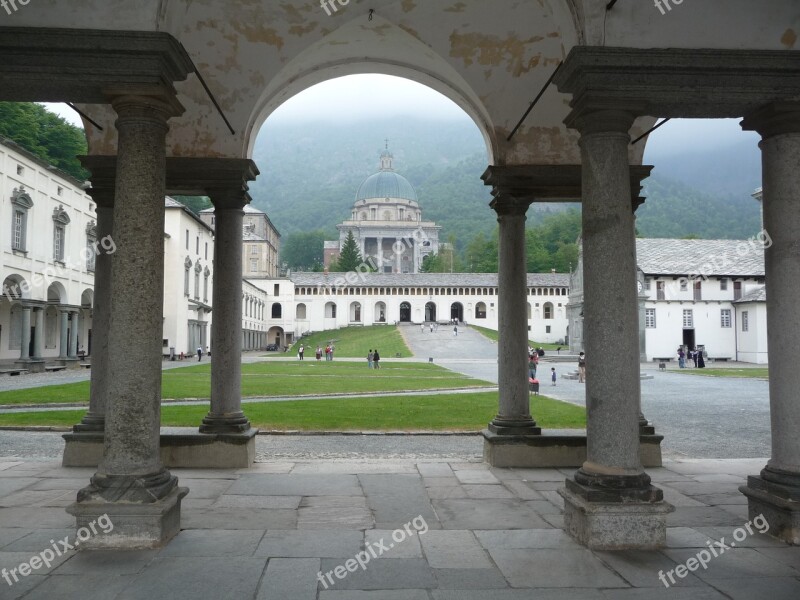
[325,147,441,274]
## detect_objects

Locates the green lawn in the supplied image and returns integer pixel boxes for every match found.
[0,361,491,406]
[677,368,768,379]
[471,325,563,351]
[0,392,586,431]
[287,325,411,358]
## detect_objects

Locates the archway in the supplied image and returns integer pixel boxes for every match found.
[450,302,464,323]
[425,302,436,322]
[296,303,307,320]
[399,302,411,323]
[374,302,386,323]
[350,302,362,323]
[267,326,284,348]
[475,302,487,319]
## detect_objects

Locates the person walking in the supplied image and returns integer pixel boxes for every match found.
[677,347,685,368]
[421,323,425,333]
[578,352,586,383]
[299,344,305,360]
[453,325,458,337]
[529,353,537,381]
[430,324,433,333]
[692,347,699,368]
[373,349,381,369]
[551,367,557,386]
[316,346,322,361]
[329,344,335,361]
[367,349,374,369]
[197,346,203,361]
[325,344,331,361]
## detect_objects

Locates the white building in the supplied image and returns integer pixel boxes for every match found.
[0,137,96,370]
[163,198,214,357]
[247,272,570,348]
[242,279,268,351]
[325,147,441,273]
[568,238,768,363]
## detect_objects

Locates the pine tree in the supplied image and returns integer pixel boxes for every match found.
[334,231,364,272]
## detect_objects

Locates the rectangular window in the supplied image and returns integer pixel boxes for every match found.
[694,280,702,301]
[656,281,665,301]
[196,236,200,254]
[680,279,688,292]
[203,276,209,302]
[250,259,258,272]
[683,309,694,328]
[184,268,190,296]
[274,284,280,296]
[720,278,728,291]
[251,245,259,255]
[742,310,749,332]
[205,242,208,260]
[54,226,64,261]
[644,278,651,291]
[194,272,200,299]
[57,186,63,196]
[734,281,742,301]
[16,165,23,176]
[185,229,189,250]
[13,210,24,250]
[545,325,551,334]
[645,308,656,328]
[721,309,732,328]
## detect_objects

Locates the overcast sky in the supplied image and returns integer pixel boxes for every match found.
[43,74,758,155]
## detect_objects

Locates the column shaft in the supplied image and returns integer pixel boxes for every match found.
[68,311,78,358]
[81,95,180,502]
[59,310,69,359]
[201,203,250,433]
[579,120,644,480]
[489,199,539,435]
[32,308,44,359]
[77,201,113,431]
[19,307,31,360]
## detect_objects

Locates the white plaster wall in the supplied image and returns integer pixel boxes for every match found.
[735,302,769,364]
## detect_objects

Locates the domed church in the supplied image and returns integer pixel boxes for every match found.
[324,145,441,273]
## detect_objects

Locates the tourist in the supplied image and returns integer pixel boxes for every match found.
[421,323,425,333]
[677,347,685,368]
[325,344,331,361]
[367,349,374,368]
[373,349,381,369]
[551,367,557,386]
[453,325,458,337]
[529,353,537,380]
[316,346,322,361]
[692,347,699,368]
[578,351,586,383]
[299,344,305,360]
[197,346,203,361]
[329,344,335,361]
[697,349,706,368]
[430,324,433,333]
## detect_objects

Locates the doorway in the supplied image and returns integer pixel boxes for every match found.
[399,302,411,322]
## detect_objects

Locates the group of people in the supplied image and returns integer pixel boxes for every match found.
[677,347,705,369]
[366,349,381,369]
[527,351,559,387]
[297,343,335,361]
[420,323,439,333]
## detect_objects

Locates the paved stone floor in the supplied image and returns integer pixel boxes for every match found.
[0,457,798,599]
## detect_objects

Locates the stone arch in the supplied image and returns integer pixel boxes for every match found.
[350,302,362,323]
[47,281,68,304]
[296,303,307,320]
[374,302,386,323]
[2,274,30,301]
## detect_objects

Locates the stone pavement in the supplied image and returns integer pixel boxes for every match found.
[0,457,798,599]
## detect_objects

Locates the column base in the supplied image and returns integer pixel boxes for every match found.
[16,359,45,373]
[67,485,187,549]
[487,418,541,436]
[59,358,82,370]
[199,412,251,434]
[739,467,800,545]
[559,478,674,550]
[482,430,663,468]
[72,413,105,433]
[62,427,258,468]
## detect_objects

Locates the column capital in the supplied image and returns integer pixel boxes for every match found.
[742,102,800,140]
[489,194,530,217]
[78,155,117,208]
[108,92,185,128]
[565,105,641,137]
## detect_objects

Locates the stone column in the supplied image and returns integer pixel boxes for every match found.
[558,109,671,549]
[68,311,78,358]
[19,306,31,360]
[200,194,251,433]
[488,196,539,436]
[395,239,402,273]
[76,194,114,431]
[69,93,187,547]
[31,307,44,360]
[377,237,384,272]
[740,102,800,543]
[58,309,69,359]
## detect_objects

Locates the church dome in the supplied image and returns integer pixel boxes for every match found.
[354,144,418,202]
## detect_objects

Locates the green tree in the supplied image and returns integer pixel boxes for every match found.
[281,230,329,270]
[0,102,88,180]
[331,231,364,272]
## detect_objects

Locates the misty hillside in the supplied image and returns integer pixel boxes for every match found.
[246,116,763,245]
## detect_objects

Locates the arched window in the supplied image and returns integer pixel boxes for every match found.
[296,303,307,320]
[475,302,487,319]
[11,187,33,252]
[350,302,362,322]
[544,302,554,320]
[325,302,337,318]
[271,303,282,318]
